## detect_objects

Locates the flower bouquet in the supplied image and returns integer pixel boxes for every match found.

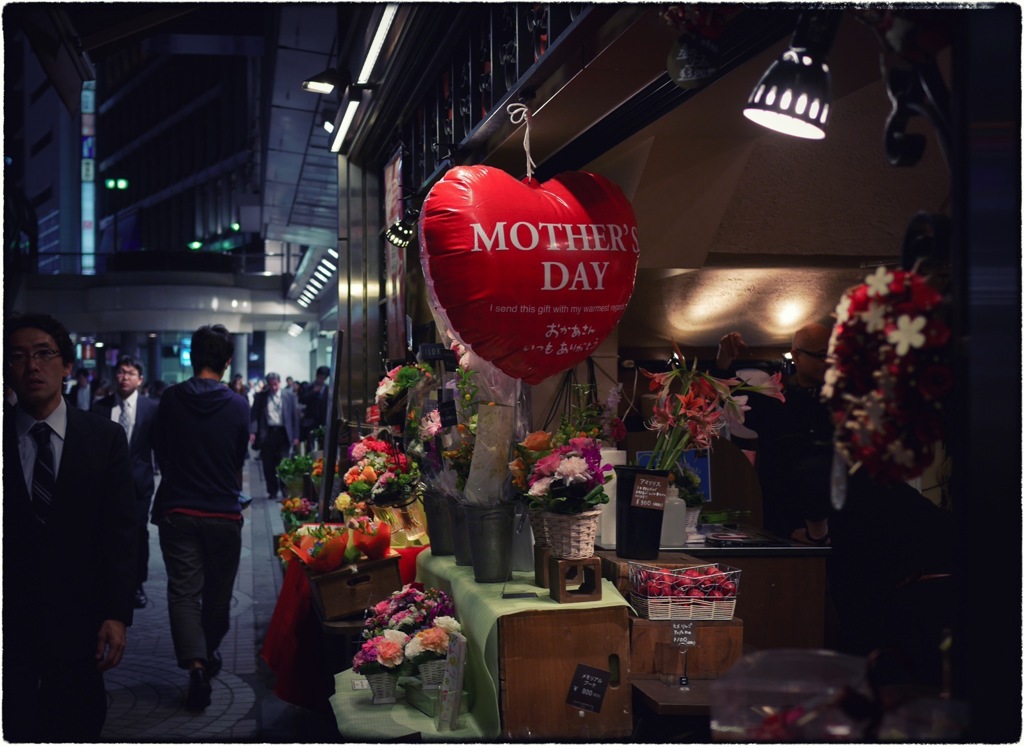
[362,583,456,641]
[404,616,461,687]
[524,437,612,515]
[376,362,433,426]
[342,435,422,508]
[349,514,392,562]
[353,629,409,703]
[277,522,349,573]
[641,346,785,474]
[279,496,320,532]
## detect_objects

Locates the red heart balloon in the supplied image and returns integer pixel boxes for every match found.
[419,166,639,384]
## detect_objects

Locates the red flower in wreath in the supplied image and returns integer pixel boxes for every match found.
[824,267,952,484]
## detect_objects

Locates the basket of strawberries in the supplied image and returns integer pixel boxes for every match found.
[628,561,741,621]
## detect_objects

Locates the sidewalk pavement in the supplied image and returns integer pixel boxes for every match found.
[100,457,339,743]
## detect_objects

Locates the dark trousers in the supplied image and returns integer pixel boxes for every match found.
[3,647,106,741]
[158,512,242,668]
[259,426,290,497]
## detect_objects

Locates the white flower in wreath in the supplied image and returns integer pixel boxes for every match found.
[865,266,895,297]
[834,294,853,324]
[821,366,840,399]
[887,314,927,356]
[376,376,399,400]
[862,302,888,333]
[850,415,874,444]
[888,440,916,467]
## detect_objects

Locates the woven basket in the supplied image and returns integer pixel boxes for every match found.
[366,672,399,704]
[545,509,601,560]
[529,509,551,548]
[628,561,741,621]
[417,657,447,689]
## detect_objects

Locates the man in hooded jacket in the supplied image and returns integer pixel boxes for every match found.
[152,324,250,711]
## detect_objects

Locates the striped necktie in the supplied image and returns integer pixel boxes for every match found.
[119,400,131,435]
[30,423,55,523]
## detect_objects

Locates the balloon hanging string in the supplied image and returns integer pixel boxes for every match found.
[506,102,537,182]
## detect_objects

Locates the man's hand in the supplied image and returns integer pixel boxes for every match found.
[95,619,127,671]
[716,331,748,369]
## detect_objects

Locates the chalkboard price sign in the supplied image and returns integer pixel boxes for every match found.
[631,473,668,510]
[672,621,696,647]
[565,664,610,713]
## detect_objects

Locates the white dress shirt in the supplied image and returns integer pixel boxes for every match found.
[110,389,139,442]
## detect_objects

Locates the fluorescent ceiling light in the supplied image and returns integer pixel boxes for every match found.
[328,248,339,259]
[330,100,361,153]
[320,259,337,271]
[357,4,398,84]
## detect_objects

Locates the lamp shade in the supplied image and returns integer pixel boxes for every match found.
[302,67,346,95]
[743,49,831,139]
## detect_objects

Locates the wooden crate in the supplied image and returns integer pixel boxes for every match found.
[498,606,632,740]
[304,552,402,621]
[629,616,743,680]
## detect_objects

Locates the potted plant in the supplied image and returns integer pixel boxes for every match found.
[403,616,461,688]
[524,437,612,560]
[352,630,409,704]
[276,453,314,499]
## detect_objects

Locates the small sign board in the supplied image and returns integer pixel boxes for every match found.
[672,621,696,648]
[565,663,610,713]
[438,399,459,428]
[631,472,668,511]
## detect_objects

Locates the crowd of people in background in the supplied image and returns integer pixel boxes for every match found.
[60,366,330,451]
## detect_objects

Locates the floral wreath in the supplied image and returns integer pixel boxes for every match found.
[822,266,951,483]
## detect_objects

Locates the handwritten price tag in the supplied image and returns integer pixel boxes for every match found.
[565,664,610,713]
[631,473,668,510]
[672,622,696,647]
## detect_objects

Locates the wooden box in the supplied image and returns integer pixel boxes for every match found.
[304,552,402,621]
[629,616,743,680]
[498,606,632,740]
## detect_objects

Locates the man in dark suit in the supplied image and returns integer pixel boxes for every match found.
[68,366,93,409]
[299,364,331,449]
[3,313,137,741]
[250,372,300,499]
[93,355,159,608]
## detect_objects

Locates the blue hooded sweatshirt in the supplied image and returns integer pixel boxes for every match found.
[152,377,250,522]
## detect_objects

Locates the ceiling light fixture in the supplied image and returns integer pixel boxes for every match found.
[328,4,399,154]
[742,11,843,140]
[302,67,348,95]
[287,322,306,337]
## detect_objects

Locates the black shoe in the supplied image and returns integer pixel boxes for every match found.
[186,668,211,711]
[134,587,148,609]
[267,492,278,500]
[206,650,223,679]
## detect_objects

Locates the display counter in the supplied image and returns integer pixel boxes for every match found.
[416,550,634,740]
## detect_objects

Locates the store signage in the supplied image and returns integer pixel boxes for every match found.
[565,663,609,713]
[420,166,639,384]
[672,622,696,647]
